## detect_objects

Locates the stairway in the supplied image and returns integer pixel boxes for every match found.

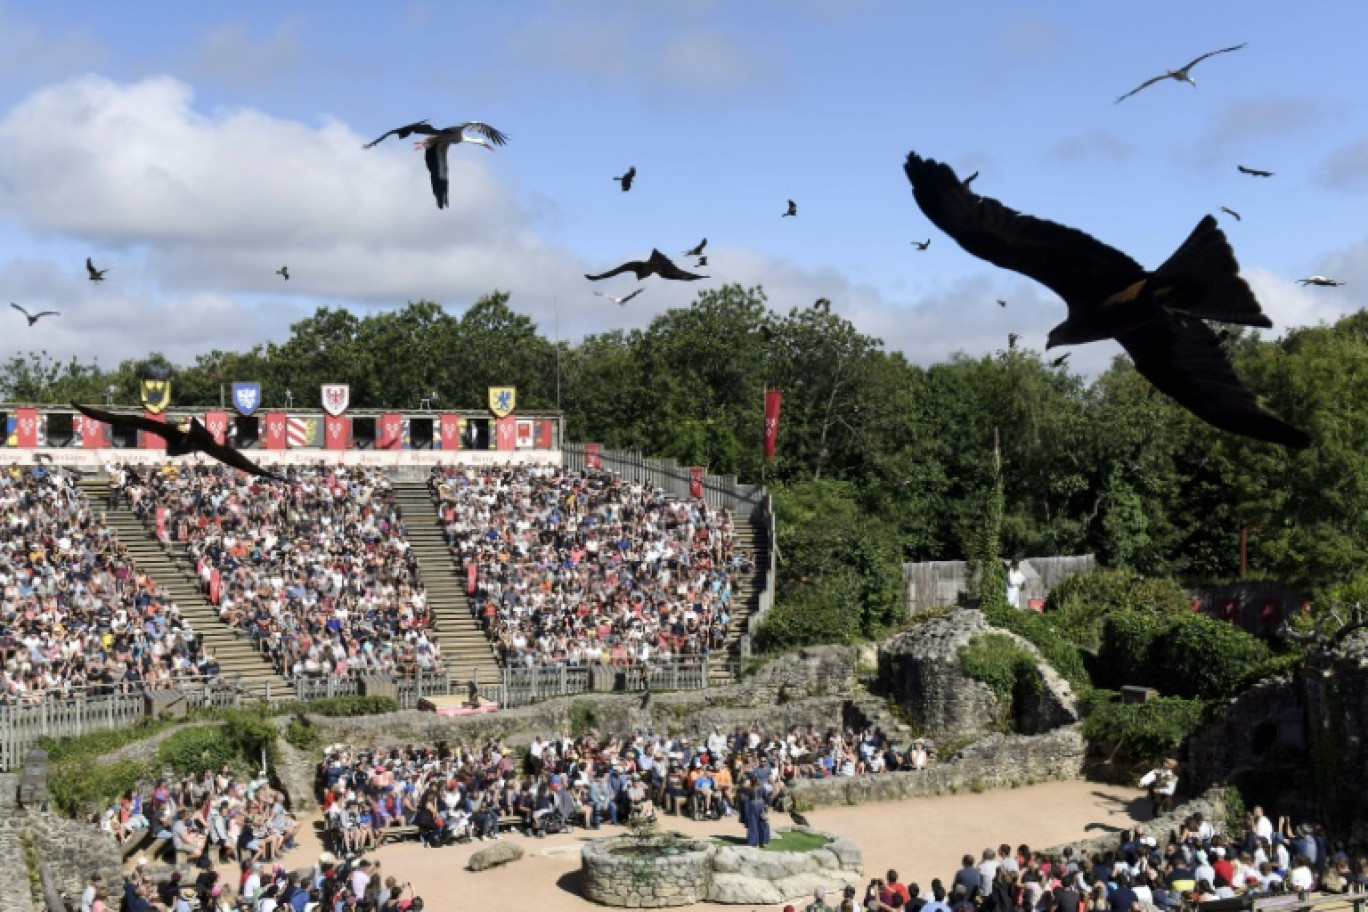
[76,479,291,700]
[391,481,501,685]
[713,511,771,684]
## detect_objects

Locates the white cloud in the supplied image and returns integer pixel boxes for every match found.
[0,3,104,82]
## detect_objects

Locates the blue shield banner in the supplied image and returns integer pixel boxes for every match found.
[231,382,262,417]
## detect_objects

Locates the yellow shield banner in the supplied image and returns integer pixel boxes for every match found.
[488,386,516,419]
[141,380,172,414]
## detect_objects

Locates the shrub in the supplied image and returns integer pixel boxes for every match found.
[1081,692,1210,776]
[959,634,1041,730]
[50,758,149,818]
[1097,610,1166,688]
[274,695,400,718]
[982,603,1090,694]
[1046,570,1191,651]
[284,714,322,752]
[38,718,173,764]
[157,726,237,778]
[1099,609,1276,699]
[756,570,863,652]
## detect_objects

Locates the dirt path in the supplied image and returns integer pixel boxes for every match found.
[278,778,1147,911]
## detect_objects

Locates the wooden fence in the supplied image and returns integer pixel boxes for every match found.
[903,555,1096,615]
[561,443,767,522]
[0,693,145,770]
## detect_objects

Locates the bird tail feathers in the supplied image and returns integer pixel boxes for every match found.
[1152,216,1270,328]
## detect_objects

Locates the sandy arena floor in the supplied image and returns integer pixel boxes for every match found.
[272,779,1149,911]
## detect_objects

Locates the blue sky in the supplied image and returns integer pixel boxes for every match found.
[1,0,1366,374]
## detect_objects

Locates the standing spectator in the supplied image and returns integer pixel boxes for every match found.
[1007,560,1027,609]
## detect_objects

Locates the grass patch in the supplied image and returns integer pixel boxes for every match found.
[714,830,831,852]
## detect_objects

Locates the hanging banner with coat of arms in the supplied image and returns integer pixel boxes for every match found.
[488,386,516,419]
[231,382,262,417]
[321,384,350,417]
[141,379,172,414]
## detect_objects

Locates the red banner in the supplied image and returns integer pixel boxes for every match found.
[14,408,37,448]
[79,413,106,448]
[466,562,478,594]
[264,412,288,450]
[495,415,517,451]
[324,415,350,450]
[141,410,166,450]
[209,569,221,605]
[440,414,462,450]
[586,443,601,469]
[204,410,228,446]
[763,389,783,462]
[535,419,554,449]
[378,413,403,451]
[156,506,166,539]
[689,467,704,499]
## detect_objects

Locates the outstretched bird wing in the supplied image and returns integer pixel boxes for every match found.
[1237,165,1273,177]
[585,259,649,281]
[446,122,509,146]
[85,257,103,278]
[362,120,435,149]
[616,288,645,305]
[1115,311,1310,448]
[904,152,1146,316]
[34,311,59,319]
[185,421,283,480]
[1178,43,1247,73]
[1220,207,1241,221]
[10,303,30,318]
[1114,73,1172,104]
[646,249,708,281]
[72,402,183,445]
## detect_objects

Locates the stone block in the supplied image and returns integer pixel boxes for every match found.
[468,841,525,871]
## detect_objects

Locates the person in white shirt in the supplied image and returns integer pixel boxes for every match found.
[1138,759,1178,817]
[1250,806,1274,842]
[81,873,102,912]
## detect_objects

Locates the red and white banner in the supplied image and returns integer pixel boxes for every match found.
[440,414,462,450]
[378,413,403,451]
[14,408,37,448]
[763,389,783,463]
[79,414,106,448]
[515,419,534,449]
[209,569,221,605]
[204,410,228,446]
[495,415,517,451]
[156,506,166,539]
[466,563,478,594]
[141,410,167,450]
[325,415,350,451]
[586,443,601,469]
[689,467,704,499]
[264,412,288,450]
[535,420,554,449]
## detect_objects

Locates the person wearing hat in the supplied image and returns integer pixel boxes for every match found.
[1138,759,1178,818]
[174,884,199,912]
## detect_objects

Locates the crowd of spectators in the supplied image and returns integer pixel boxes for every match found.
[429,465,749,668]
[0,465,218,702]
[314,721,932,852]
[119,463,443,680]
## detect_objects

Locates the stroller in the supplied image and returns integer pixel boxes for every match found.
[538,808,569,836]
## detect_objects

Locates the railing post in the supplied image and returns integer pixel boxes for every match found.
[559,664,566,696]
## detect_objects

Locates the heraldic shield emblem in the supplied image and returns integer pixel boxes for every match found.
[140,379,171,414]
[488,386,516,418]
[321,384,350,417]
[231,382,262,417]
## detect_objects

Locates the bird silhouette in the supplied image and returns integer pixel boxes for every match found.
[73,403,284,480]
[1115,43,1247,103]
[593,289,646,306]
[614,166,636,192]
[997,299,1008,308]
[10,304,59,326]
[1237,165,1274,178]
[1299,276,1344,287]
[86,258,108,283]
[912,239,932,251]
[790,809,811,828]
[1051,353,1071,369]
[696,256,708,268]
[684,238,707,257]
[360,119,432,149]
[783,200,797,217]
[904,151,1309,449]
[1008,333,1020,350]
[813,298,831,313]
[585,249,708,282]
[1219,207,1241,222]
[276,266,290,281]
[366,121,509,208]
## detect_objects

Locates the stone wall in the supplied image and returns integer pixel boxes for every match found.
[878,609,1079,742]
[709,828,863,905]
[1186,676,1303,793]
[582,837,715,908]
[790,726,1086,809]
[0,774,121,912]
[1041,787,1229,860]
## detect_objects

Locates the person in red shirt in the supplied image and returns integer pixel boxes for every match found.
[1210,847,1234,888]
[887,870,912,907]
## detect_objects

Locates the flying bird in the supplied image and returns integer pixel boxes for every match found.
[585,249,708,282]
[1008,333,1020,350]
[613,166,636,192]
[10,304,59,326]
[1299,276,1345,287]
[361,119,432,149]
[813,298,831,313]
[1051,353,1071,369]
[997,299,1008,308]
[1237,165,1274,178]
[903,151,1309,449]
[73,403,284,481]
[783,200,797,217]
[593,289,646,306]
[1219,207,1241,222]
[1114,43,1247,103]
[86,258,108,283]
[696,256,708,268]
[684,238,707,257]
[276,266,290,281]
[912,239,932,251]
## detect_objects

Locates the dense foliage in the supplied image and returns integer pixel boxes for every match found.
[6,284,1365,646]
[958,633,1042,730]
[1097,609,1283,699]
[1045,570,1193,651]
[1081,691,1211,775]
